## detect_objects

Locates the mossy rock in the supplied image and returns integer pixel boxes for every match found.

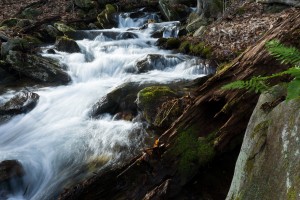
[55,36,81,53]
[97,4,117,29]
[189,42,212,59]
[178,41,191,53]
[166,38,181,49]
[137,86,177,124]
[54,23,76,34]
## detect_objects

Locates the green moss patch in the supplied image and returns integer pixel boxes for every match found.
[172,126,216,181]
[166,38,181,49]
[138,86,176,106]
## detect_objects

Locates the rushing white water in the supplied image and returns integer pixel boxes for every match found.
[0,13,213,200]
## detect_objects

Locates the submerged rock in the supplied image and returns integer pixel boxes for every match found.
[134,54,185,73]
[5,51,70,84]
[0,160,25,198]
[55,36,81,53]
[0,91,39,123]
[226,86,300,199]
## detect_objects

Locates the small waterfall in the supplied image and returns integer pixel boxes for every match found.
[0,12,214,200]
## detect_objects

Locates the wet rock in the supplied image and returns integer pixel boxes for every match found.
[55,36,81,53]
[5,51,70,84]
[134,54,185,73]
[0,160,25,183]
[90,82,149,118]
[97,4,117,29]
[47,49,56,54]
[226,86,300,200]
[90,81,185,121]
[66,30,138,40]
[0,160,25,198]
[0,91,39,123]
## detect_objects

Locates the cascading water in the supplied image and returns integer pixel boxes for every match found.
[0,12,213,200]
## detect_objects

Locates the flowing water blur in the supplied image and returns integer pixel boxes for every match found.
[0,13,212,200]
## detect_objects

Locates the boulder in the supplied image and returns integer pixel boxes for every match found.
[5,51,70,84]
[0,160,25,198]
[90,82,150,119]
[186,13,208,33]
[0,91,39,123]
[54,23,76,35]
[97,4,117,29]
[37,25,62,43]
[55,36,81,53]
[256,0,300,7]
[159,0,191,21]
[137,86,177,124]
[134,54,185,73]
[226,86,300,199]
[1,38,32,57]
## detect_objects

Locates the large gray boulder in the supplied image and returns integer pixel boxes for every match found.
[5,51,70,84]
[227,86,300,200]
[256,0,300,7]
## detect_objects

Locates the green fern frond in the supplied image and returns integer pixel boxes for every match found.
[266,40,300,66]
[221,77,269,93]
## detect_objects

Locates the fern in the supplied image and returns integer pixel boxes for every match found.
[221,77,269,93]
[266,40,300,66]
[222,40,300,101]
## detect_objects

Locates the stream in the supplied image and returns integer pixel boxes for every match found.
[0,10,213,200]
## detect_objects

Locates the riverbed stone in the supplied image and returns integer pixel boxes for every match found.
[55,36,81,53]
[5,51,70,84]
[0,91,39,123]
